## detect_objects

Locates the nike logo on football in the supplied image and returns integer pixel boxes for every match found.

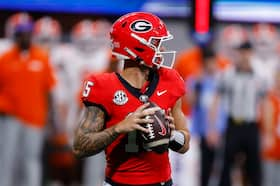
[155,115,167,136]
[157,90,167,96]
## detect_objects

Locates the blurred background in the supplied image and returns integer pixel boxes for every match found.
[0,0,280,186]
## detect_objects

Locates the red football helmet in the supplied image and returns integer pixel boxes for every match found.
[110,12,176,69]
[5,12,33,38]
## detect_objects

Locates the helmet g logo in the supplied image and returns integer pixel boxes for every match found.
[130,20,152,33]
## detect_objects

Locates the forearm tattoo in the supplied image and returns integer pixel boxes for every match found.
[73,106,119,158]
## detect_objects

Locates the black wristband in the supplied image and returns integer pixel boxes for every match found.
[169,130,185,152]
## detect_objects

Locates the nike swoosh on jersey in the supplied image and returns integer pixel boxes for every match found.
[157,90,167,96]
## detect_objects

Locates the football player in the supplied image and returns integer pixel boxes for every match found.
[218,24,248,63]
[33,16,61,50]
[250,23,279,88]
[0,12,20,55]
[33,16,78,186]
[73,12,190,186]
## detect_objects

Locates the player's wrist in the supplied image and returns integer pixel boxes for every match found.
[169,130,185,152]
[113,124,122,134]
[114,121,129,134]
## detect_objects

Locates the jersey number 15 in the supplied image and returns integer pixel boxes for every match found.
[83,81,94,97]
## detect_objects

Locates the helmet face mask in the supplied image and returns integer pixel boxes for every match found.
[110,12,176,69]
[149,35,176,69]
[153,50,176,69]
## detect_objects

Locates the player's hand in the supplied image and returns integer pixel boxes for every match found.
[166,108,175,134]
[114,102,161,134]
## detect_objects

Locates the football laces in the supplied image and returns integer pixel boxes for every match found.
[147,123,155,139]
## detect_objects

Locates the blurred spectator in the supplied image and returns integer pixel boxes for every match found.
[0,13,56,186]
[173,40,231,186]
[250,23,280,88]
[33,16,61,51]
[218,41,264,186]
[0,13,23,55]
[33,16,71,133]
[187,48,226,186]
[259,66,280,186]
[175,46,230,116]
[218,24,248,64]
[33,16,77,186]
[175,45,231,82]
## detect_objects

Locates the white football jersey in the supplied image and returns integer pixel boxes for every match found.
[250,53,279,88]
[51,43,113,137]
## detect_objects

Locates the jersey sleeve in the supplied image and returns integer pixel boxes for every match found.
[81,74,112,117]
[160,68,186,106]
[171,69,186,100]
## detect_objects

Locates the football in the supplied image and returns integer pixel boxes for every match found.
[141,101,171,153]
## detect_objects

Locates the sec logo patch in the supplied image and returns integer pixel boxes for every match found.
[113,90,128,105]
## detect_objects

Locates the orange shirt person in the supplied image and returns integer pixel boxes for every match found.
[0,45,56,127]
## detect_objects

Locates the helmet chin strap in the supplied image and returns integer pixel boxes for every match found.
[124,47,151,68]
